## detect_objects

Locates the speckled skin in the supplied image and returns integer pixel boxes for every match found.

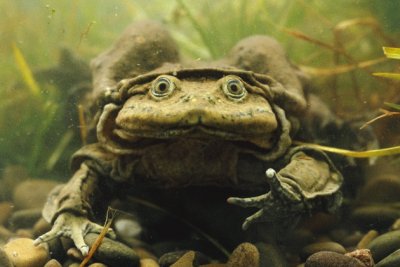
[37,21,343,258]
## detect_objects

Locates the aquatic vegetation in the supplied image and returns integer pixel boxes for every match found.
[0,1,398,176]
[373,47,400,80]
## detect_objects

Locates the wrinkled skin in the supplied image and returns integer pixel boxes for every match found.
[36,21,343,259]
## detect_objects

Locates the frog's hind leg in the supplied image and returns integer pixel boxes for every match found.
[91,20,180,98]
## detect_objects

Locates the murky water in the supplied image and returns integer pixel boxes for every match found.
[1,1,400,266]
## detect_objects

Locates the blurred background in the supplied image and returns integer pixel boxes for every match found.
[1,0,399,179]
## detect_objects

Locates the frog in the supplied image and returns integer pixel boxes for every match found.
[35,20,343,263]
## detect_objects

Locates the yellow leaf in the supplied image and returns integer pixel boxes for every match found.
[383,47,400,60]
[294,141,400,158]
[12,43,40,96]
[372,72,400,80]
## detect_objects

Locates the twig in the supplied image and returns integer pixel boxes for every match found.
[360,109,400,129]
[79,208,116,267]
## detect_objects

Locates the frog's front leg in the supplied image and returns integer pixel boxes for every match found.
[228,149,343,230]
[34,163,115,255]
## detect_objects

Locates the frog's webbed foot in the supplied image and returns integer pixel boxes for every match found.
[228,168,305,230]
[34,212,115,256]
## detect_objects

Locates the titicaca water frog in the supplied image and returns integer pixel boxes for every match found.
[35,21,343,260]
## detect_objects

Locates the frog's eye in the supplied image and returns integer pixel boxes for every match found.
[151,76,176,98]
[222,76,247,100]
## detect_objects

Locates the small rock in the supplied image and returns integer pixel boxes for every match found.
[305,251,365,267]
[390,218,400,230]
[13,179,60,210]
[367,230,400,262]
[227,243,259,267]
[0,202,14,225]
[114,216,142,238]
[8,208,42,230]
[0,247,13,267]
[170,251,195,267]
[0,165,29,200]
[140,258,160,267]
[135,247,157,261]
[0,225,14,243]
[89,263,108,267]
[33,217,52,237]
[67,247,84,261]
[357,230,379,249]
[376,249,400,267]
[15,228,34,239]
[3,238,49,267]
[352,205,400,228]
[44,259,62,267]
[358,174,400,203]
[342,231,364,247]
[199,264,226,267]
[301,241,346,260]
[159,250,210,266]
[84,233,140,267]
[346,249,374,267]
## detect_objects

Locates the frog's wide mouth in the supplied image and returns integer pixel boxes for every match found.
[112,125,275,150]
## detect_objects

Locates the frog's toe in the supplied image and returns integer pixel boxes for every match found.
[242,209,265,230]
[227,194,270,208]
[266,168,302,202]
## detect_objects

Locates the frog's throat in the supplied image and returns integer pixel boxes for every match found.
[97,103,291,161]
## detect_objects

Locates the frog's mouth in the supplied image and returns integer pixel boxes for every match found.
[112,125,275,151]
[98,102,291,161]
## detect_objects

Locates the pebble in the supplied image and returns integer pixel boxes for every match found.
[12,179,60,210]
[3,238,49,267]
[352,205,400,228]
[67,247,83,261]
[367,230,400,262]
[44,259,62,267]
[0,225,14,242]
[15,228,34,239]
[33,217,52,237]
[0,165,29,200]
[227,243,259,267]
[346,249,374,267]
[8,208,42,230]
[114,217,142,239]
[358,174,400,203]
[140,258,160,267]
[0,202,14,225]
[0,246,13,267]
[357,230,379,249]
[135,247,157,261]
[89,263,108,267]
[305,251,365,267]
[84,233,140,267]
[301,241,346,260]
[170,251,195,267]
[376,249,400,267]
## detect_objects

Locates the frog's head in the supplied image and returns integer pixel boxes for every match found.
[97,65,304,160]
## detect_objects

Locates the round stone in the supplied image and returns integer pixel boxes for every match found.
[301,241,346,259]
[305,251,365,267]
[13,179,60,210]
[44,259,62,267]
[0,247,13,267]
[367,230,400,262]
[140,258,160,267]
[3,238,49,267]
